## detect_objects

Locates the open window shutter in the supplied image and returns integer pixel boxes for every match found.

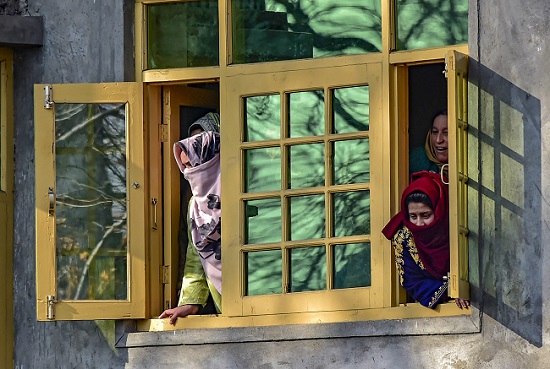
[34,82,147,321]
[447,51,470,299]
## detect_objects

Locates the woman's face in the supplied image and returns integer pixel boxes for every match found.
[407,202,434,226]
[180,151,193,169]
[430,114,448,163]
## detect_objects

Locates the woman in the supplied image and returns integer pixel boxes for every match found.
[409,110,448,176]
[159,130,222,324]
[382,170,469,309]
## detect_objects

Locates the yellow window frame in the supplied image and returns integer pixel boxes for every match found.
[34,82,147,321]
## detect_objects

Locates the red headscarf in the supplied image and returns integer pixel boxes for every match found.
[382,171,450,279]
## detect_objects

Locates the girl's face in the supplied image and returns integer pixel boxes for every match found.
[180,151,193,169]
[430,114,448,163]
[407,202,434,226]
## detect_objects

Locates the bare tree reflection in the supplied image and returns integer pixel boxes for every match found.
[55,103,127,301]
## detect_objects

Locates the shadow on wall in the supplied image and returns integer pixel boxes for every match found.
[468,58,542,347]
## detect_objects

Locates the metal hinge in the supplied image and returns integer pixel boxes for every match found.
[443,55,449,79]
[159,125,169,143]
[162,265,170,284]
[44,85,53,109]
[47,295,58,320]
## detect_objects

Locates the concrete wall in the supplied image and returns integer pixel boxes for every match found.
[12,0,550,368]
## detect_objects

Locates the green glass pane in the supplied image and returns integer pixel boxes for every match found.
[289,90,324,137]
[245,198,282,244]
[245,147,281,192]
[246,250,282,295]
[333,139,370,185]
[333,86,370,133]
[334,191,370,237]
[232,0,382,64]
[289,143,324,189]
[396,0,468,51]
[245,95,281,142]
[55,103,127,300]
[147,1,219,69]
[290,195,325,241]
[290,247,326,292]
[334,243,371,289]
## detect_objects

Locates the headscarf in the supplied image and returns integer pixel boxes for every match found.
[173,131,222,293]
[382,170,450,279]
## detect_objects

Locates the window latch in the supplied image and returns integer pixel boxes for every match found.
[47,295,58,320]
[48,187,55,216]
[44,85,53,109]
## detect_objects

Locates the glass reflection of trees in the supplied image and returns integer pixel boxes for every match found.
[244,87,371,295]
[55,103,127,301]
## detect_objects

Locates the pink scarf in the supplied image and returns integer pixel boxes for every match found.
[173,131,222,293]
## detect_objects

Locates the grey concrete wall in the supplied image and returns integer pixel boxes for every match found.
[11,0,550,368]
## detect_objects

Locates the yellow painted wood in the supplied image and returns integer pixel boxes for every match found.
[34,83,147,320]
[0,48,14,369]
[222,62,385,316]
[138,301,471,331]
[162,85,219,310]
[447,51,470,299]
[389,44,468,65]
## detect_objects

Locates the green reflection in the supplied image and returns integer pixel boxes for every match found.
[289,90,324,137]
[245,198,282,244]
[289,143,324,189]
[290,195,325,241]
[334,243,371,289]
[246,250,282,295]
[55,103,127,300]
[245,147,281,192]
[396,0,468,50]
[333,139,370,185]
[148,1,219,69]
[232,0,382,64]
[334,191,370,237]
[245,95,281,142]
[290,247,326,292]
[333,86,370,133]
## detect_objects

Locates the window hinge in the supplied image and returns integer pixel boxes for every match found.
[159,124,169,143]
[44,85,53,109]
[162,265,170,284]
[47,295,58,320]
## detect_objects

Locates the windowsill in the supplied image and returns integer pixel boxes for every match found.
[115,304,480,348]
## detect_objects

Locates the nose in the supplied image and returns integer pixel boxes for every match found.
[435,132,444,143]
[412,218,424,226]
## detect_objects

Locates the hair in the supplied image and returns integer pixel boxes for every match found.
[430,109,448,126]
[404,191,434,212]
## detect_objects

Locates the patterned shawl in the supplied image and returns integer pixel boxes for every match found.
[173,131,222,294]
[382,170,450,280]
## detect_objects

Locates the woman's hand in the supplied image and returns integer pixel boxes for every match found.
[158,304,200,325]
[455,298,470,309]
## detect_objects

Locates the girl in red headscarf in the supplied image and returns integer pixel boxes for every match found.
[382,171,469,309]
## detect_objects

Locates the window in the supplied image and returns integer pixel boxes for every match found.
[35,1,470,326]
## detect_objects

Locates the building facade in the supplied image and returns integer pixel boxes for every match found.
[1,0,549,368]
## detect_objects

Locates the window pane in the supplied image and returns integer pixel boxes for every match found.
[245,147,281,192]
[333,139,370,185]
[55,103,127,300]
[289,143,324,189]
[232,0,382,64]
[147,1,218,69]
[333,191,370,237]
[333,86,370,133]
[396,0,468,50]
[289,90,324,137]
[334,243,371,289]
[246,250,282,295]
[245,198,282,244]
[290,246,326,292]
[290,195,325,241]
[245,95,280,142]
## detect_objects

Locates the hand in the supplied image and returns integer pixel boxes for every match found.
[158,304,200,325]
[455,298,470,309]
